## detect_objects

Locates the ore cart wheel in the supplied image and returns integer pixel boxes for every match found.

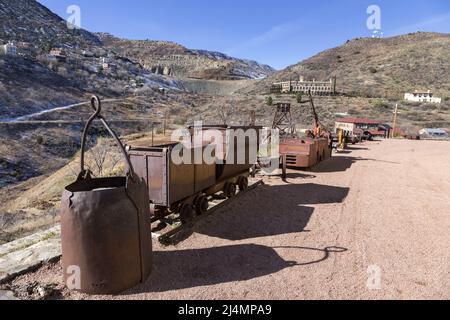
[238,176,249,191]
[194,195,209,216]
[180,204,195,224]
[150,204,156,216]
[250,165,257,178]
[224,182,237,199]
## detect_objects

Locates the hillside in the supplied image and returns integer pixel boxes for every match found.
[0,0,183,119]
[249,32,450,99]
[98,33,276,80]
[0,0,101,48]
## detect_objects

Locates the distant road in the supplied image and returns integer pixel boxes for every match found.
[1,98,124,123]
[0,119,156,125]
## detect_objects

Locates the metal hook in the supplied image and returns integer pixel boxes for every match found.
[79,95,137,179]
[90,95,102,115]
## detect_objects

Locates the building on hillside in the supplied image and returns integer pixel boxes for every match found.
[101,57,117,72]
[404,90,441,104]
[335,118,389,138]
[271,76,337,95]
[16,42,33,57]
[418,128,448,140]
[49,48,67,62]
[1,42,17,56]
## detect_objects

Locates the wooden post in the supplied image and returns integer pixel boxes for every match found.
[392,104,399,139]
[163,110,167,136]
[282,154,287,182]
[151,122,154,146]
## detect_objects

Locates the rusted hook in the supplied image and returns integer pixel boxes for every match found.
[79,95,103,175]
[78,95,137,179]
[90,95,102,116]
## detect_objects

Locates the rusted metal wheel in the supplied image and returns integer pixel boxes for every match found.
[179,203,195,224]
[149,204,156,217]
[194,195,209,215]
[250,164,257,178]
[238,176,249,191]
[224,182,237,198]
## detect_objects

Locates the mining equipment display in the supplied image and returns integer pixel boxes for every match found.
[275,91,333,170]
[127,125,263,242]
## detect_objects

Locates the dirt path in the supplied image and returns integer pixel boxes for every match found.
[5,139,450,300]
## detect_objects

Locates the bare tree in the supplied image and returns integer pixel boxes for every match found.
[84,137,123,177]
[217,104,234,125]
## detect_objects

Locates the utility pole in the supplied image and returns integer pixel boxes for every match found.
[392,104,400,139]
[151,122,154,146]
[249,110,256,126]
[163,109,167,136]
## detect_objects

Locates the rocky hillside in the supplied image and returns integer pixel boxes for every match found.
[0,0,101,48]
[0,0,183,119]
[98,33,276,80]
[251,32,450,99]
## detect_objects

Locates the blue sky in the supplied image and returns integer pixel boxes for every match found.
[39,0,450,69]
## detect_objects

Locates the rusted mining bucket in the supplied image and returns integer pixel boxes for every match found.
[60,96,152,295]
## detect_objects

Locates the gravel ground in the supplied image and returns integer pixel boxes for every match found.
[4,139,450,300]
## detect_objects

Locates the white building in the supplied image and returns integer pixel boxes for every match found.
[271,76,337,95]
[404,90,441,104]
[1,42,17,56]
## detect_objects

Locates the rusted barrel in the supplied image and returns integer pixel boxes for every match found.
[60,96,152,295]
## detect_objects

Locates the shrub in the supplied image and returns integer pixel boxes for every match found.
[36,135,44,145]
[373,99,390,109]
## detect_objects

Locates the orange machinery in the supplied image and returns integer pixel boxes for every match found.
[277,91,332,169]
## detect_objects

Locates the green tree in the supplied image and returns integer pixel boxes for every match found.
[296,93,303,104]
[265,96,273,106]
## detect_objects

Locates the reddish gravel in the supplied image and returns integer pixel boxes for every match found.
[5,139,450,300]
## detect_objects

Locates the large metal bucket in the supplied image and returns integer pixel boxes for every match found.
[60,96,152,295]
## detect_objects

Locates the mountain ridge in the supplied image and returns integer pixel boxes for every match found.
[250,32,450,99]
[97,32,276,80]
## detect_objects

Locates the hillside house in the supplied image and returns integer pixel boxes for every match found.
[49,48,67,62]
[1,42,17,56]
[404,90,441,104]
[101,57,117,72]
[271,76,337,95]
[16,42,33,57]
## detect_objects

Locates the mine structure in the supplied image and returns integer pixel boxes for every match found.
[276,91,333,170]
[272,103,296,137]
[271,76,337,95]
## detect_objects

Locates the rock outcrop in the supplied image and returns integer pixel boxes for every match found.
[98,33,276,80]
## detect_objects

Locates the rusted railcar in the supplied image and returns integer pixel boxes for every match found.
[127,125,261,224]
[280,137,332,168]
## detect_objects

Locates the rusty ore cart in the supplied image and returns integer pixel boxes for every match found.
[128,125,261,224]
[280,137,332,168]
